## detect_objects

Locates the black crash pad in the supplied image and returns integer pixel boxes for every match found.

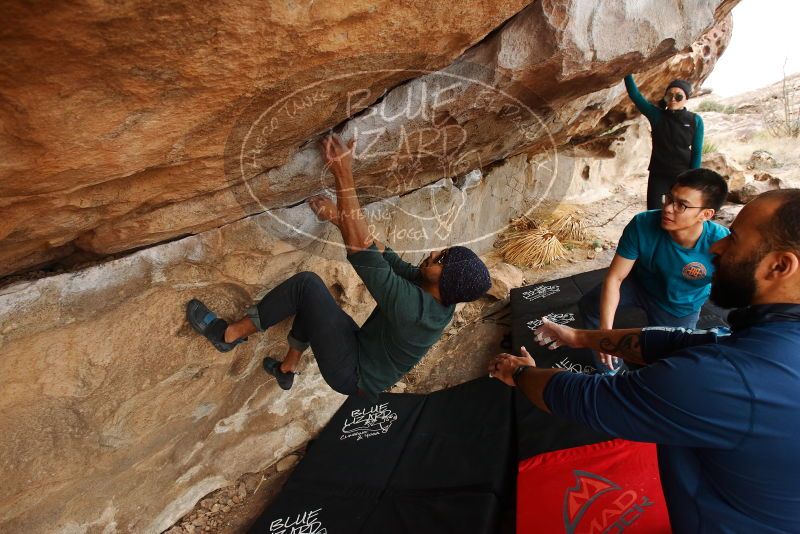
[249,378,516,534]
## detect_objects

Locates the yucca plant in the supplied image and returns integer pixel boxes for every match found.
[550,213,586,242]
[497,228,568,268]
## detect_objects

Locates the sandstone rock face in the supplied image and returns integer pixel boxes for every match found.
[1,0,735,278]
[0,151,638,533]
[0,1,739,532]
[0,0,531,277]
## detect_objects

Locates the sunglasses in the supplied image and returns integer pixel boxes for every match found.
[665,93,685,102]
[421,249,449,268]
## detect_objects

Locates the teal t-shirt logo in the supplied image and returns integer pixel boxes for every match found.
[682,262,707,281]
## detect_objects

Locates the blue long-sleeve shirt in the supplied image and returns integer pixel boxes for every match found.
[625,74,704,170]
[544,318,800,533]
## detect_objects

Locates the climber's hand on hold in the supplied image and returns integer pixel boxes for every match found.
[321,134,356,180]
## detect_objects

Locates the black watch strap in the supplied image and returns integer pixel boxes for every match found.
[512,365,532,385]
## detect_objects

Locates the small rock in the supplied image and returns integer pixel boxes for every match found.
[184,525,196,534]
[747,150,777,170]
[715,204,743,227]
[277,454,300,472]
[232,495,242,504]
[753,171,778,182]
[200,499,213,510]
[210,503,220,514]
[594,246,603,253]
[486,262,525,300]
[237,482,247,499]
[243,473,262,493]
[389,382,407,393]
[222,505,231,513]
[728,176,784,204]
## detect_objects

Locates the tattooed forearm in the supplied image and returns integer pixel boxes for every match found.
[599,333,643,361]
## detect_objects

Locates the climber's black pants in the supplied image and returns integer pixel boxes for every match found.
[646,171,677,211]
[246,271,360,395]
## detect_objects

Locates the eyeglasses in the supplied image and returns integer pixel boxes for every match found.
[665,93,685,102]
[662,193,709,214]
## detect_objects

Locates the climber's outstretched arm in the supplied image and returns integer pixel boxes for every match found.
[319,135,384,254]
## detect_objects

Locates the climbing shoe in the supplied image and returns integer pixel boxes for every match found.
[186,298,247,353]
[263,357,295,390]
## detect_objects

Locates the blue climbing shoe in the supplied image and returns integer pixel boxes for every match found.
[186,299,247,353]
[263,357,295,390]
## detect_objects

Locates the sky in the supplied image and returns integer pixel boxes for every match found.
[704,0,800,97]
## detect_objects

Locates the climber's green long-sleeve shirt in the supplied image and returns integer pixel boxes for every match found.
[625,74,704,173]
[348,245,454,399]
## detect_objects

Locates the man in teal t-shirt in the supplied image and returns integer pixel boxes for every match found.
[579,168,730,372]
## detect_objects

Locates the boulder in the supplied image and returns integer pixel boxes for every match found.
[487,262,526,300]
[702,151,747,192]
[729,176,784,204]
[747,150,778,170]
[0,0,737,278]
[0,1,740,532]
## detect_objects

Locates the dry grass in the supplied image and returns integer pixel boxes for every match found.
[496,227,568,268]
[550,212,587,242]
[507,214,538,232]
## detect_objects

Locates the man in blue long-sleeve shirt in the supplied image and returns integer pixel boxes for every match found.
[490,189,800,533]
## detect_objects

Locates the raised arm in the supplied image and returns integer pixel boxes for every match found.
[691,114,704,168]
[320,135,381,254]
[624,74,662,124]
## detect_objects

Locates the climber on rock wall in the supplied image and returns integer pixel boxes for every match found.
[491,189,800,534]
[625,74,705,210]
[186,134,490,399]
[579,168,729,373]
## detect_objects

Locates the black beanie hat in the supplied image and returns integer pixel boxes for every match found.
[666,79,692,99]
[438,246,491,306]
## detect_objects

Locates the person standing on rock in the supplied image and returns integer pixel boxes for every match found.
[185,134,490,399]
[579,168,729,373]
[625,74,704,210]
[489,189,800,534]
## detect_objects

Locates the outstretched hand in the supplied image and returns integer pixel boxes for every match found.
[321,134,356,178]
[488,346,536,387]
[532,317,582,350]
